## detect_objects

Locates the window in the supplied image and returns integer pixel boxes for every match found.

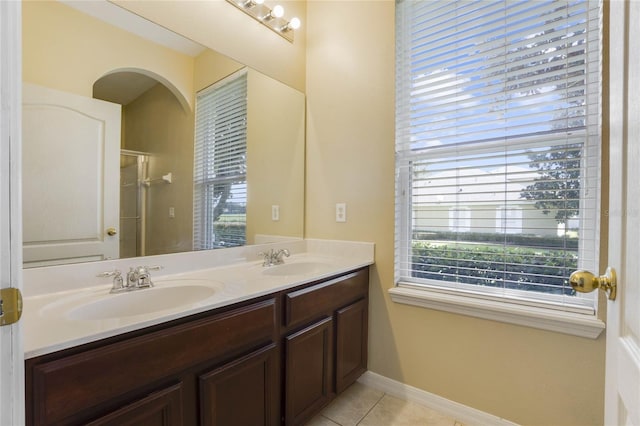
[449,207,471,232]
[496,207,522,234]
[394,0,602,322]
[193,69,247,250]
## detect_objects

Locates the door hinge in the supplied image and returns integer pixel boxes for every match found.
[0,288,23,326]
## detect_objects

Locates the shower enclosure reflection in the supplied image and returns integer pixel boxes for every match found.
[120,151,148,258]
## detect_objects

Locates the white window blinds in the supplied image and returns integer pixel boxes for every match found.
[193,69,247,250]
[395,0,602,313]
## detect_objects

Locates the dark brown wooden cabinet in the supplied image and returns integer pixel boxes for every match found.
[85,383,183,426]
[199,343,279,426]
[25,267,369,426]
[285,317,333,426]
[335,298,368,393]
[26,298,279,426]
[283,268,369,425]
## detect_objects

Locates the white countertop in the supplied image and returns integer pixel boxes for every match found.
[23,239,374,359]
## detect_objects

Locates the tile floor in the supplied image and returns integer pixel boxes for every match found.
[305,382,465,426]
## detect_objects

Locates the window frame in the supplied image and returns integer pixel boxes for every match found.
[392,0,605,338]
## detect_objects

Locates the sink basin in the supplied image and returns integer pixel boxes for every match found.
[262,261,330,276]
[66,280,220,320]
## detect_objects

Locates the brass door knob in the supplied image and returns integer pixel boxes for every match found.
[106,227,117,236]
[569,267,617,301]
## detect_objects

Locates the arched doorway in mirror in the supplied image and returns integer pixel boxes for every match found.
[93,69,193,259]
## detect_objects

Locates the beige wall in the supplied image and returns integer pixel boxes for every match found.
[22,1,194,110]
[246,69,305,243]
[193,49,244,93]
[304,2,605,425]
[112,0,307,92]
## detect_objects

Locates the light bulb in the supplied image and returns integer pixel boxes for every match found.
[262,4,284,21]
[255,0,264,3]
[281,17,301,32]
[288,17,301,30]
[272,5,284,18]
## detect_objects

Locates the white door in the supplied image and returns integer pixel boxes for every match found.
[606,1,640,424]
[0,1,24,424]
[22,83,121,267]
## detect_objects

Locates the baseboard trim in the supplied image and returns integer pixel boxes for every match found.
[357,371,519,426]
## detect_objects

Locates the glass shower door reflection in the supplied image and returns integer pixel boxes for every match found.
[120,151,148,258]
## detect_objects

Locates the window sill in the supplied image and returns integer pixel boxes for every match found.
[389,285,605,339]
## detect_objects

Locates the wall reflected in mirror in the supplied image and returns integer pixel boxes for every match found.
[22,0,305,268]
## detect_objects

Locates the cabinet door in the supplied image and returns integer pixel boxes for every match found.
[86,383,183,426]
[285,317,333,426]
[199,343,279,426]
[335,298,368,393]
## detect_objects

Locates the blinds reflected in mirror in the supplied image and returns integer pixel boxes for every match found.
[193,69,248,250]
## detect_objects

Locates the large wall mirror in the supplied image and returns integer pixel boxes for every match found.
[22,0,305,268]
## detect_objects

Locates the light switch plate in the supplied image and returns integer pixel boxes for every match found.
[272,205,280,221]
[336,203,347,222]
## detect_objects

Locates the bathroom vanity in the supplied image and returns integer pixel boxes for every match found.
[23,241,373,426]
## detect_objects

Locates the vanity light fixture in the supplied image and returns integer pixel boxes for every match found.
[226,0,300,43]
[242,0,264,8]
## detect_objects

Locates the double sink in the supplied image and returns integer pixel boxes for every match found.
[24,239,376,360]
[37,258,332,321]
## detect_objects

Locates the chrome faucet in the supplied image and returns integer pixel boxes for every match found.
[127,265,162,289]
[98,265,163,293]
[259,248,290,267]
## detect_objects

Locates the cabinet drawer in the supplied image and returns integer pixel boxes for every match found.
[285,268,368,328]
[28,298,277,425]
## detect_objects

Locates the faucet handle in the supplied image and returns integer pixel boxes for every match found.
[278,249,290,258]
[97,269,121,278]
[97,270,124,293]
[131,265,162,275]
[273,248,290,265]
[259,250,276,266]
[145,265,163,272]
